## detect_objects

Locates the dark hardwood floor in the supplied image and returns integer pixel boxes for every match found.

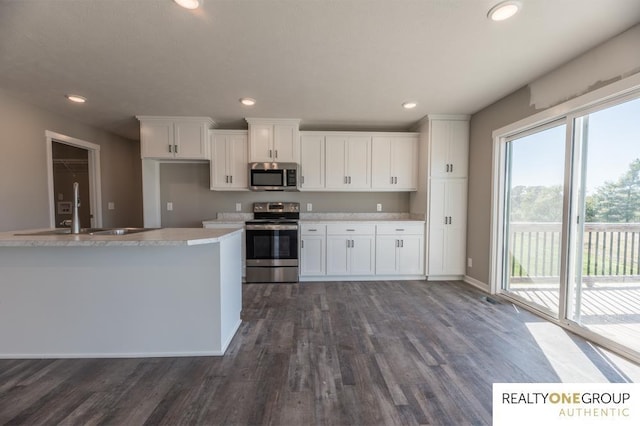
[1,280,639,425]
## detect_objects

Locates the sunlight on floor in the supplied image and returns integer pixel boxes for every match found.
[525,322,610,382]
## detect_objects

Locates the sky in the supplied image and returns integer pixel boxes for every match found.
[510,96,640,195]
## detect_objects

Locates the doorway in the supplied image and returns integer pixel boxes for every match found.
[45,131,102,228]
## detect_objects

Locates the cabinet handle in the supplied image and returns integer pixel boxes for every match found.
[445,216,448,225]
[346,229,355,232]
[346,240,350,248]
[450,164,453,173]
[449,216,452,225]
[394,177,398,184]
[168,144,173,153]
[269,149,273,158]
[275,150,278,158]
[400,240,404,248]
[308,228,317,232]
[390,176,394,184]
[348,176,352,184]
[301,176,305,184]
[395,239,399,248]
[301,240,304,249]
[225,175,228,183]
[395,229,404,232]
[230,175,233,184]
[351,239,354,248]
[344,176,348,184]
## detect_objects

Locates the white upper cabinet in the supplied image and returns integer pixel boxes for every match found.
[246,118,300,163]
[371,135,418,190]
[325,135,371,190]
[429,119,469,178]
[138,116,213,160]
[210,131,248,190]
[300,135,325,190]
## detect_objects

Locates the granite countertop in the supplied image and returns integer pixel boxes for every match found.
[0,228,242,247]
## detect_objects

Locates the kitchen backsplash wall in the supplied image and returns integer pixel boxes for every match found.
[160,162,411,227]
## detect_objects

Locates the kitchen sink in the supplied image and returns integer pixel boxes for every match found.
[15,228,156,236]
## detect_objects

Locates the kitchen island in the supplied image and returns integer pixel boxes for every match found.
[0,228,242,358]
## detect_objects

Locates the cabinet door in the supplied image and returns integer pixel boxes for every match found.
[326,236,349,275]
[443,179,467,274]
[427,179,447,275]
[448,120,469,178]
[349,236,375,275]
[430,120,449,178]
[300,135,325,189]
[228,135,248,189]
[301,235,326,276]
[375,236,398,274]
[397,236,424,275]
[325,136,347,189]
[371,137,393,189]
[273,124,298,162]
[393,137,418,190]
[141,121,174,159]
[249,124,273,162]
[210,135,229,189]
[174,120,208,159]
[345,136,371,189]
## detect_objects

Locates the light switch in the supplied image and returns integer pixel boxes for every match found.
[307,203,312,212]
[376,203,382,212]
[167,202,173,211]
[108,202,115,210]
[236,203,242,212]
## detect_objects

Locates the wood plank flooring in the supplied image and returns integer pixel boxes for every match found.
[1,280,639,425]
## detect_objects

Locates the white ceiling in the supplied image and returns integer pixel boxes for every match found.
[1,0,639,141]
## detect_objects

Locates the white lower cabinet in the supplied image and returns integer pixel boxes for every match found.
[326,224,375,276]
[427,179,467,277]
[300,224,326,276]
[375,223,424,275]
[203,222,246,276]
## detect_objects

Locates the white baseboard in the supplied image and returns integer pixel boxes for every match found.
[299,275,426,282]
[463,275,490,292]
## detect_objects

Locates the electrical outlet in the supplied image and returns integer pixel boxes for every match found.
[167,202,173,211]
[236,203,242,212]
[307,203,313,212]
[467,257,473,268]
[108,202,115,210]
[376,203,382,212]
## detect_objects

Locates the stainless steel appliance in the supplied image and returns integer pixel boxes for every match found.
[249,162,299,191]
[245,202,299,283]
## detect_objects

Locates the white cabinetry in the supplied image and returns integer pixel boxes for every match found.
[210,131,248,190]
[375,223,424,275]
[138,116,213,160]
[300,223,326,276]
[429,119,468,178]
[246,118,300,163]
[427,179,467,277]
[325,135,371,190]
[202,222,246,277]
[326,224,375,275]
[371,135,418,190]
[299,135,325,190]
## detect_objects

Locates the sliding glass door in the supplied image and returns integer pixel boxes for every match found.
[569,97,640,355]
[502,123,567,317]
[498,94,640,359]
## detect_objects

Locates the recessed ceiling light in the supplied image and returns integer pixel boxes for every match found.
[487,1,521,21]
[173,0,199,10]
[65,94,86,103]
[402,102,417,109]
[240,98,256,106]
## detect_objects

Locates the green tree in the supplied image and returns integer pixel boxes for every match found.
[587,159,640,223]
[509,185,563,222]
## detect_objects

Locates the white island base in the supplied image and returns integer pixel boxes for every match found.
[0,229,242,358]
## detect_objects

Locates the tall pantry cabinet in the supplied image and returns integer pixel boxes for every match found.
[426,117,469,279]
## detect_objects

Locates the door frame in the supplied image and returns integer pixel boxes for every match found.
[45,130,102,228]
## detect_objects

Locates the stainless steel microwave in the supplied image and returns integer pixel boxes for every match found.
[249,162,299,191]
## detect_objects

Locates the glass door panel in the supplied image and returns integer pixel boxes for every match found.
[503,123,567,317]
[570,97,640,355]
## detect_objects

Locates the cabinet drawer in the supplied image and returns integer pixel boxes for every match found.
[326,223,375,235]
[301,223,326,234]
[376,223,424,235]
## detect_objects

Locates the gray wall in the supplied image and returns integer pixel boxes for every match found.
[0,89,143,232]
[160,162,410,227]
[466,24,640,286]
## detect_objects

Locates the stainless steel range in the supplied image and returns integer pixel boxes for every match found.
[245,202,299,283]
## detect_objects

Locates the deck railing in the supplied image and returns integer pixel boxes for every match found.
[509,222,640,280]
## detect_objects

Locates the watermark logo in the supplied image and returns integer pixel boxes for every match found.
[493,383,638,425]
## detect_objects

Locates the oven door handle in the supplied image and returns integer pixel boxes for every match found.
[245,224,299,231]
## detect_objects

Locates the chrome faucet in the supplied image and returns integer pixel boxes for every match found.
[71,181,81,234]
